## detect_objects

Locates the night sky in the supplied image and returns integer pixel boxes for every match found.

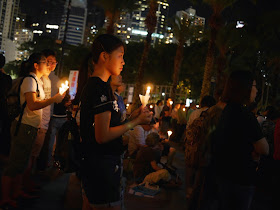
[20,0,280,27]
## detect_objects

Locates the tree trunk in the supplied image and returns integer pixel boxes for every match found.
[171,42,184,101]
[214,54,226,101]
[107,21,115,34]
[200,30,216,102]
[132,34,152,109]
[58,0,71,77]
[106,11,119,34]
[131,0,158,110]
[265,84,269,108]
[260,77,265,109]
[200,12,223,102]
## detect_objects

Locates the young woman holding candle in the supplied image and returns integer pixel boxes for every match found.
[79,34,152,210]
[0,53,65,208]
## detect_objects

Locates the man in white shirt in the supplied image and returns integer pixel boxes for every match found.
[128,124,154,158]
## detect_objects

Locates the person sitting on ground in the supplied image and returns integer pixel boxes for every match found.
[157,132,176,168]
[127,120,155,158]
[133,132,171,184]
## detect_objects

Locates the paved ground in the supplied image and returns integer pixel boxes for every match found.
[0,142,278,210]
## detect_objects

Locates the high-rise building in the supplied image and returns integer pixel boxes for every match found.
[58,0,87,46]
[110,0,169,44]
[0,0,20,62]
[14,12,33,61]
[175,7,205,45]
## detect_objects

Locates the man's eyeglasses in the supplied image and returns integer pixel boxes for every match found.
[38,61,49,66]
[47,61,58,65]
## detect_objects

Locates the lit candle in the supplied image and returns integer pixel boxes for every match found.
[59,80,69,95]
[170,100,173,105]
[146,86,151,96]
[183,108,186,111]
[167,130,172,139]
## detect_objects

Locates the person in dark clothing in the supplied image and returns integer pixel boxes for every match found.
[79,34,152,210]
[0,54,12,156]
[48,91,71,165]
[213,71,269,210]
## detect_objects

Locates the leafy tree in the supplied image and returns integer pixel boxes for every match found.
[18,36,61,57]
[4,60,21,78]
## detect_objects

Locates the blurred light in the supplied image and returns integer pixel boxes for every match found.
[183,108,186,111]
[167,130,172,138]
[150,105,153,109]
[236,21,245,28]
[33,30,43,34]
[162,92,165,96]
[46,24,59,29]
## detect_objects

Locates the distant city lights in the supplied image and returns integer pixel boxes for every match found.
[46,24,59,29]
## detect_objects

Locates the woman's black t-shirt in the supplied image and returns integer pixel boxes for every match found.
[213,102,264,185]
[80,77,122,156]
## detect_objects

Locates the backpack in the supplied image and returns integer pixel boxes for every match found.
[184,111,209,168]
[6,75,39,136]
[54,111,81,173]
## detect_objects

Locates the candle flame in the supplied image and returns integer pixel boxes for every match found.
[167,130,172,137]
[59,80,69,95]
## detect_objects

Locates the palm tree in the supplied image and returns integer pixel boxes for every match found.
[97,0,138,34]
[214,23,239,100]
[132,0,158,108]
[170,16,203,101]
[199,0,237,101]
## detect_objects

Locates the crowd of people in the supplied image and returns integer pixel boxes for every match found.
[0,34,279,210]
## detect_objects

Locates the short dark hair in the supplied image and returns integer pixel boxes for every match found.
[146,132,160,147]
[221,70,254,105]
[41,49,56,58]
[91,34,124,64]
[0,53,5,68]
[200,95,216,108]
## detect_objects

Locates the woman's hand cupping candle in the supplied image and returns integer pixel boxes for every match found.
[59,80,69,95]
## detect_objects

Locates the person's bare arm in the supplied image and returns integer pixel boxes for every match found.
[25,92,65,111]
[94,107,152,144]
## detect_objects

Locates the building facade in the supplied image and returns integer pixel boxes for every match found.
[58,0,87,46]
[0,0,20,62]
[175,7,205,44]
[105,0,169,44]
[14,12,33,61]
